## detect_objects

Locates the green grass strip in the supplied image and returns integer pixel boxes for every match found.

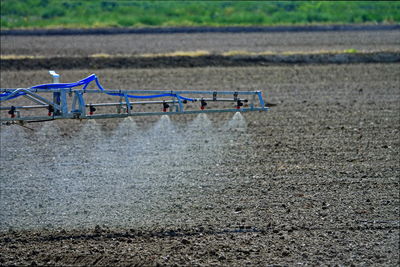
[1,1,399,29]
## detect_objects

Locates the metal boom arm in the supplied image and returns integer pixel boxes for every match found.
[0,72,269,123]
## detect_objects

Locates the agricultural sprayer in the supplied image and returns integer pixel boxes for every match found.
[0,71,269,124]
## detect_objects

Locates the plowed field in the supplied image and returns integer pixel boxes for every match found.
[0,30,399,266]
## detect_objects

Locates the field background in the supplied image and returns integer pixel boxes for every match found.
[1,0,400,29]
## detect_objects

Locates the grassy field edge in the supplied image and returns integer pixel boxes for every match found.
[1,1,399,30]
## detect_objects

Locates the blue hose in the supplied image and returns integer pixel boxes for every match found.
[0,74,195,102]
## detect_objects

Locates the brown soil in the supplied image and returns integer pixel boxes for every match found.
[0,29,399,266]
[1,63,399,266]
[2,29,399,71]
[2,30,399,57]
[1,52,400,71]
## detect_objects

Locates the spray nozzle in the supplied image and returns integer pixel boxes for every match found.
[236,99,243,109]
[48,105,54,116]
[8,106,16,118]
[200,99,207,110]
[89,105,96,115]
[163,101,170,112]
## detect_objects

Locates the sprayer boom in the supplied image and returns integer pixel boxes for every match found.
[1,71,269,124]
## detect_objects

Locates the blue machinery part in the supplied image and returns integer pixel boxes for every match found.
[0,71,269,123]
